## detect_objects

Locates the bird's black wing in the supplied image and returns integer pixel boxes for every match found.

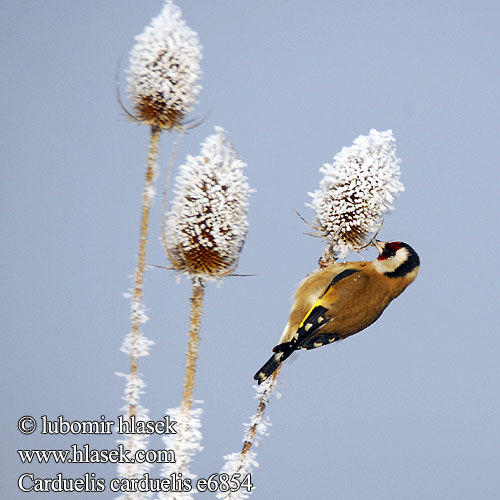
[292,268,361,348]
[254,268,362,384]
[298,333,339,350]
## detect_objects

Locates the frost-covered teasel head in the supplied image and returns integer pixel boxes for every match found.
[165,127,253,279]
[127,1,202,130]
[308,129,404,259]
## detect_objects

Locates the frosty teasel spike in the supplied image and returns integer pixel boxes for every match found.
[127,0,203,130]
[164,126,253,280]
[308,129,404,260]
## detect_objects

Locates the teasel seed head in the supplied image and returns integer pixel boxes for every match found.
[127,1,203,130]
[308,129,404,259]
[165,127,253,280]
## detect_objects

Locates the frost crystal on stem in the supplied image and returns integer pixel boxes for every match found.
[157,403,204,500]
[217,379,278,500]
[115,373,154,500]
[127,0,203,129]
[308,129,404,259]
[165,127,253,280]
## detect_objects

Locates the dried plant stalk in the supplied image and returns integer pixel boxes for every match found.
[240,369,279,457]
[161,128,252,492]
[182,277,205,411]
[217,372,278,500]
[128,124,161,416]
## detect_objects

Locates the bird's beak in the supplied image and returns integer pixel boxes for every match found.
[373,239,386,256]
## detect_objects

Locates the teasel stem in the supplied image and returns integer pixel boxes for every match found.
[216,370,279,499]
[181,276,205,412]
[240,369,279,463]
[129,124,161,417]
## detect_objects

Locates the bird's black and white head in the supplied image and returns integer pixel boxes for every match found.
[373,240,420,279]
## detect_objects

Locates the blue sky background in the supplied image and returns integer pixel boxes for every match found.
[2,1,500,498]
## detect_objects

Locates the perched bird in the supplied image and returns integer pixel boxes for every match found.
[254,240,420,384]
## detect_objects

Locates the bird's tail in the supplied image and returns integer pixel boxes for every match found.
[253,340,296,384]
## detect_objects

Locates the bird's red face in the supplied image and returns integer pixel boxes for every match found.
[375,241,404,260]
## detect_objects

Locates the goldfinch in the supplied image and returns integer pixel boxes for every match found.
[254,240,420,384]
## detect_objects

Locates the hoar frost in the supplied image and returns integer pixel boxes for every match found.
[127,0,202,129]
[157,403,203,500]
[217,383,276,500]
[308,129,404,259]
[115,382,154,500]
[165,127,253,279]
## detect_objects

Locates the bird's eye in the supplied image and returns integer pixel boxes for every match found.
[381,242,398,258]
